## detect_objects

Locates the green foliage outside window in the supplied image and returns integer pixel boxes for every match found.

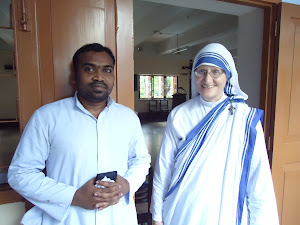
[139,75,177,99]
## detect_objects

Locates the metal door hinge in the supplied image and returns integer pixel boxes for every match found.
[18,0,31,32]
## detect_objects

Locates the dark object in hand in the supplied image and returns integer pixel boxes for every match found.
[95,171,117,183]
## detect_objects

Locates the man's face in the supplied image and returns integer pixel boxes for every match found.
[76,51,115,103]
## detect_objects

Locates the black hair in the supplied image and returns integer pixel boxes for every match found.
[72,43,115,76]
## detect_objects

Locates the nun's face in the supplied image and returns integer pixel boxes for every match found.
[195,65,227,102]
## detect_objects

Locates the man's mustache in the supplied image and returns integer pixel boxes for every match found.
[89,81,108,89]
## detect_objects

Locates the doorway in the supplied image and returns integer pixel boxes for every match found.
[133,0,266,166]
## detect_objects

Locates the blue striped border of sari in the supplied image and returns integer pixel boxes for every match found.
[165,97,244,199]
[236,108,264,225]
[225,80,233,96]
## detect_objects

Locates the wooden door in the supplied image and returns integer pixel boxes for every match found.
[272,3,300,224]
[14,0,116,130]
[45,0,116,101]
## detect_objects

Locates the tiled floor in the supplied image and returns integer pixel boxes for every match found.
[136,121,167,221]
[141,121,167,168]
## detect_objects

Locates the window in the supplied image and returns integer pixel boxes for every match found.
[139,75,178,99]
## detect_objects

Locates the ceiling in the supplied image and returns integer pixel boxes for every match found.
[0,0,257,54]
[133,0,257,58]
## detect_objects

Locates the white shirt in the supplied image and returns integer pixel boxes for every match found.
[8,93,151,225]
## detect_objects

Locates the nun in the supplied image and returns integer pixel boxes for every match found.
[150,43,279,225]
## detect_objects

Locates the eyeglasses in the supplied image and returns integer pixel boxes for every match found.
[194,68,224,79]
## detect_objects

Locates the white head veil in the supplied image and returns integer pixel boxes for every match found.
[191,43,248,100]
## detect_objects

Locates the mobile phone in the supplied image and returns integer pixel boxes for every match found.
[95,171,117,183]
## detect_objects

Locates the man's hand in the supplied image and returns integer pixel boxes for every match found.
[71,177,122,210]
[153,221,164,225]
[115,174,129,196]
[92,174,129,210]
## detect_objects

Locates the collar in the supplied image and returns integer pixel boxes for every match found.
[74,91,115,115]
[198,93,227,109]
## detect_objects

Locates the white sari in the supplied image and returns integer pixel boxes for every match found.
[162,98,262,225]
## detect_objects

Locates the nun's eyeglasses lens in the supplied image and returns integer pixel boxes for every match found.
[194,69,224,79]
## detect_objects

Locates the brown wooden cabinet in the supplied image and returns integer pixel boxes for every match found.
[0,0,23,204]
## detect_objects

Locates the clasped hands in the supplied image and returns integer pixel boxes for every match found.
[72,174,129,211]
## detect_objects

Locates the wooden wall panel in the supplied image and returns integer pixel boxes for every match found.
[14,0,117,127]
[50,0,116,100]
[36,0,55,105]
[272,3,300,224]
[13,0,42,131]
[281,163,300,225]
[288,21,300,136]
[116,0,134,109]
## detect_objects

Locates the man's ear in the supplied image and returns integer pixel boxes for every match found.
[69,70,77,87]
[70,75,77,94]
[70,63,77,86]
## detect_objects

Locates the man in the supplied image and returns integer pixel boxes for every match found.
[8,43,150,225]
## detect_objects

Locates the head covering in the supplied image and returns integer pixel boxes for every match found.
[191,43,248,100]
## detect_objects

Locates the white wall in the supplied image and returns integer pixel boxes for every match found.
[0,202,25,225]
[237,8,264,108]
